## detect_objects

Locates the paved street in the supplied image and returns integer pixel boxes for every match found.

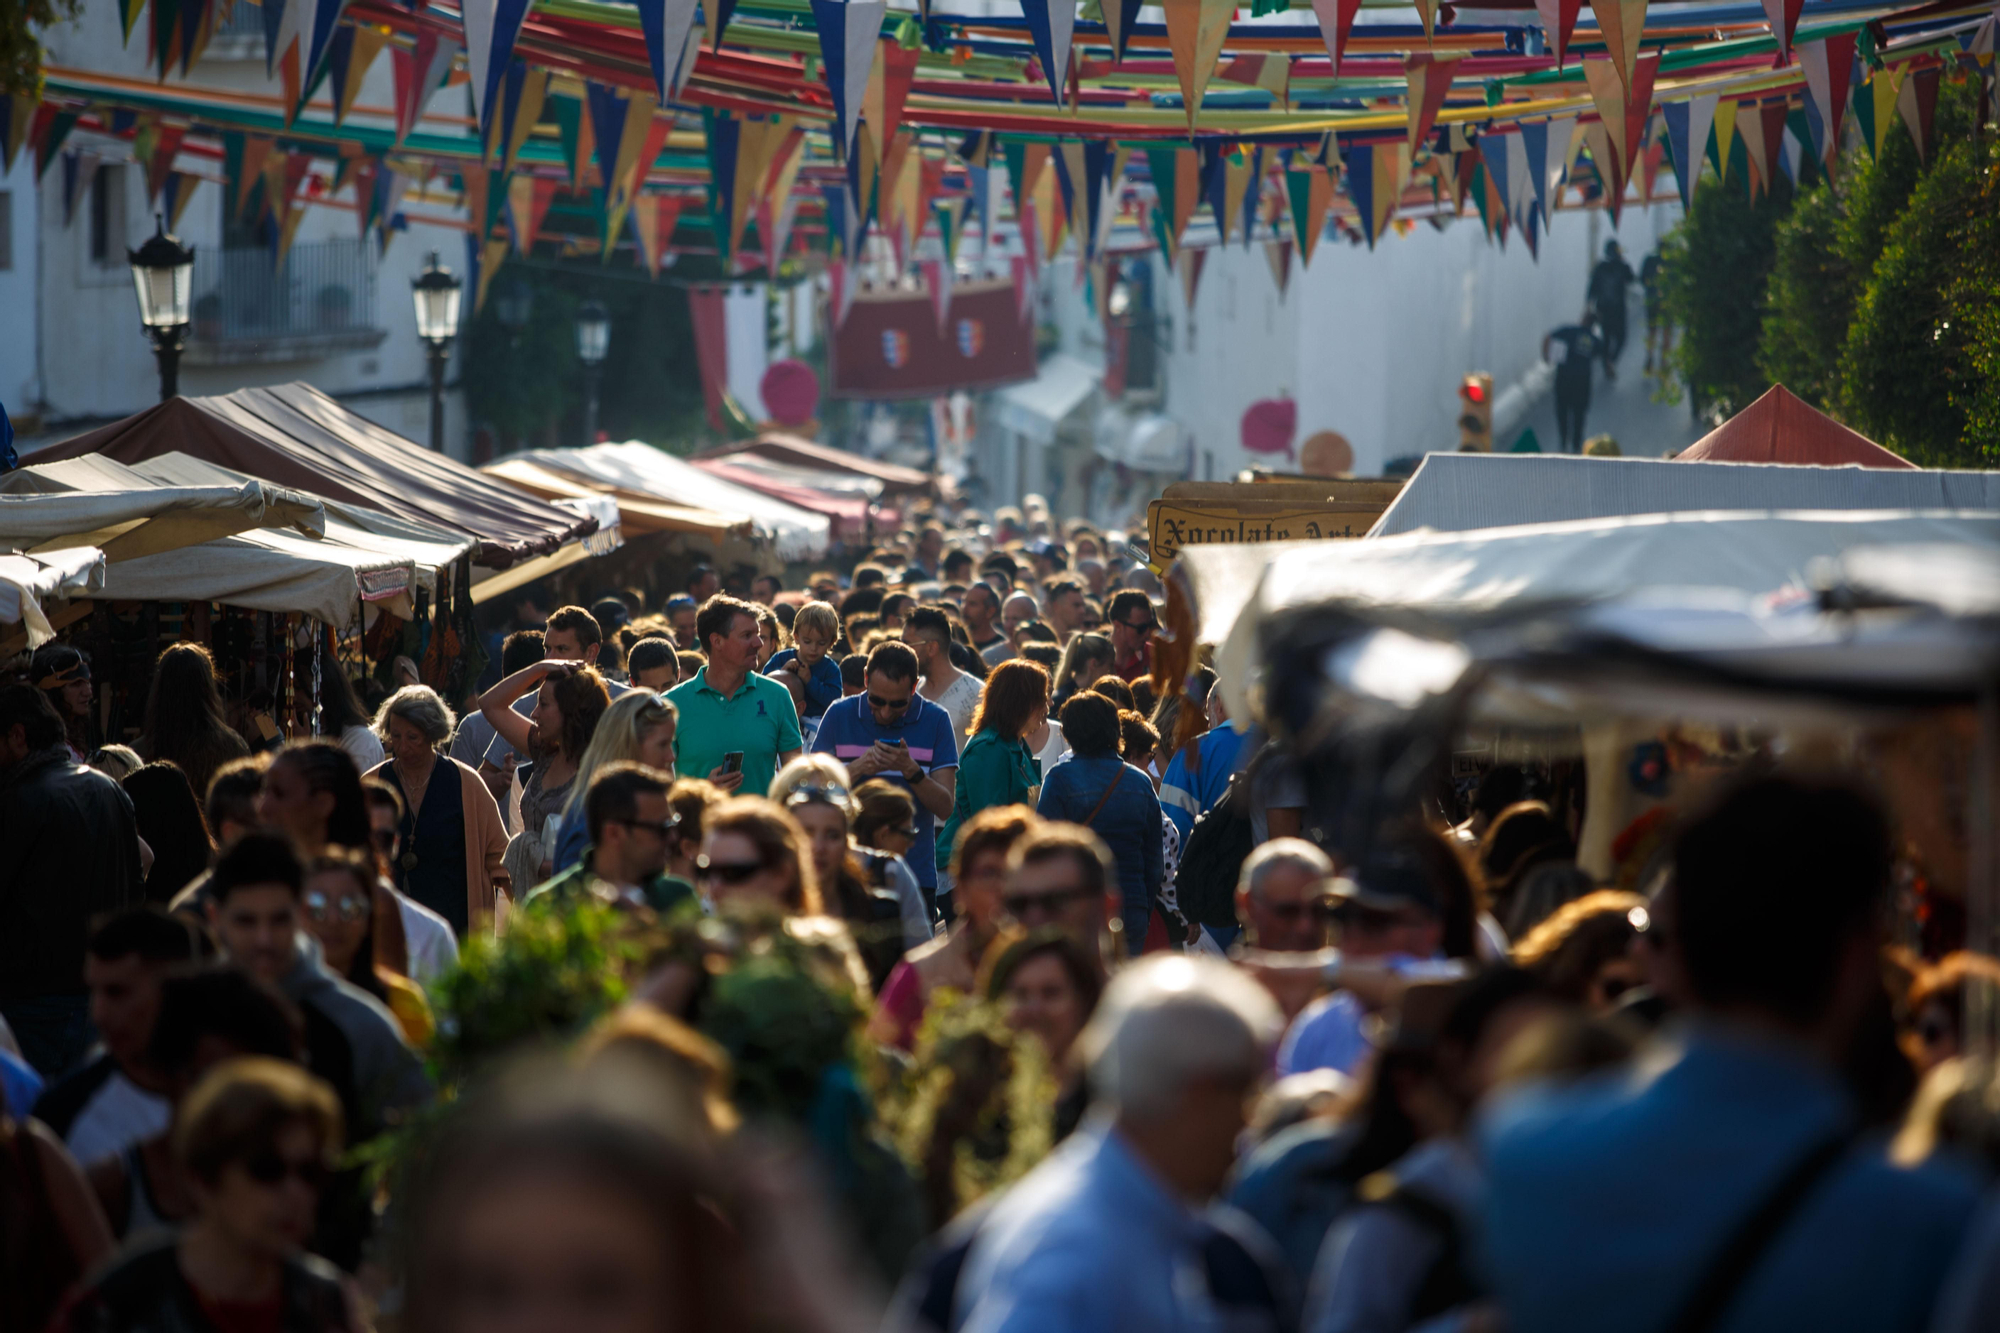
[1509,303,1712,459]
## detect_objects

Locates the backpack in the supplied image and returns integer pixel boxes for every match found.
[1178,769,1256,930]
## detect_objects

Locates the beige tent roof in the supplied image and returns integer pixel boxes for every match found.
[483,456,749,543]
[0,456,325,561]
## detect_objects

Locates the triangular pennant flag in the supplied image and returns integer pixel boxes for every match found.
[705,0,740,50]
[1343,140,1380,246]
[933,195,969,264]
[1020,0,1077,103]
[702,107,743,261]
[1521,115,1575,220]
[1162,0,1235,131]
[234,134,275,216]
[864,41,921,144]
[551,94,593,189]
[1309,0,1363,76]
[508,174,559,253]
[1476,129,1511,216]
[0,96,33,175]
[1759,0,1804,61]
[829,257,857,327]
[1582,118,1622,219]
[731,115,792,258]
[267,0,302,78]
[1178,245,1206,309]
[142,121,187,204]
[1896,64,1940,163]
[1736,100,1770,197]
[1858,65,1898,160]
[327,21,387,125]
[463,0,538,142]
[35,107,77,181]
[1586,0,1647,93]
[1011,253,1035,322]
[1621,52,1660,171]
[1535,0,1582,68]
[1264,239,1292,296]
[920,256,953,329]
[1504,128,1532,226]
[1664,93,1712,206]
[1450,146,1479,212]
[392,32,460,145]
[847,122,881,237]
[1406,55,1461,152]
[1288,163,1336,262]
[1146,145,1200,264]
[118,0,146,41]
[760,125,808,264]
[1711,95,1738,180]
[353,157,380,238]
[629,192,686,276]
[61,150,97,229]
[1222,149,1254,246]
[639,0,702,102]
[811,0,886,156]
[1799,34,1856,164]
[160,172,199,229]
[1639,126,1665,199]
[301,0,355,94]
[489,63,551,174]
[1756,100,1787,182]
[1104,0,1144,64]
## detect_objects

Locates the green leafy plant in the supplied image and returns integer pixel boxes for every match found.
[0,0,82,97]
[1659,161,1795,419]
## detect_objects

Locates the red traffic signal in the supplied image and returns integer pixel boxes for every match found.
[1459,378,1488,405]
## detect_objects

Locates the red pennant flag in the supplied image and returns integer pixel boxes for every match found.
[1535,0,1583,68]
[687,286,730,430]
[1405,54,1460,152]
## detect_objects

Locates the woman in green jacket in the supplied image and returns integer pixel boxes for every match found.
[937,659,1050,877]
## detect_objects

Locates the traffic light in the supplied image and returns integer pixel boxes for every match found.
[1457,372,1494,451]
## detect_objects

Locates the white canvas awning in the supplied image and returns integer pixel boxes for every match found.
[995,355,1101,446]
[0,457,325,559]
[1371,453,2000,538]
[0,546,107,650]
[517,442,830,561]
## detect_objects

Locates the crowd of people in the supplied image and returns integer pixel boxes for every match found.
[5,499,2000,1333]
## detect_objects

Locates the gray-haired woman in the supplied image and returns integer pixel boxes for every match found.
[367,685,509,938]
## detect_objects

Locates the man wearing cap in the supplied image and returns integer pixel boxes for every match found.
[523,764,691,914]
[1275,851,1452,1078]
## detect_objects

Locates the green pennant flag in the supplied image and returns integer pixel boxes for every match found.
[1003,139,1027,215]
[36,110,78,180]
[550,94,587,189]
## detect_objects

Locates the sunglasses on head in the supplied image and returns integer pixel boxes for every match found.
[867,694,912,711]
[697,854,767,885]
[785,783,854,812]
[244,1150,331,1191]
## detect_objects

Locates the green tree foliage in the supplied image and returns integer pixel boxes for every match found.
[1841,130,2000,465]
[1659,165,1795,418]
[461,263,709,454]
[1758,181,1851,411]
[0,0,81,96]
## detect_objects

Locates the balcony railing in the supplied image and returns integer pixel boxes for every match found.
[188,239,386,363]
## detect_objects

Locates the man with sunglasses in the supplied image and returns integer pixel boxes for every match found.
[1275,851,1449,1079]
[1236,839,1337,954]
[811,642,958,916]
[1001,824,1120,964]
[1106,589,1159,683]
[524,763,692,916]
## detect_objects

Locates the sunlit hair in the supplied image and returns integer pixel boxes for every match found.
[561,690,678,825]
[1076,954,1282,1120]
[949,804,1040,882]
[970,660,1050,741]
[705,796,822,915]
[374,685,457,747]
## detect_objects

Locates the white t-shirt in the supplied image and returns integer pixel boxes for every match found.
[930,673,985,752]
[1034,719,1070,775]
[66,1069,171,1166]
[339,724,385,773]
[393,885,460,988]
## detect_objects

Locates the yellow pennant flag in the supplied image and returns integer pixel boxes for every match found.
[1162,0,1235,132]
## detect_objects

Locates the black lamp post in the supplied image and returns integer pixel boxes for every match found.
[494,276,534,342]
[127,214,194,402]
[575,299,610,448]
[410,251,462,453]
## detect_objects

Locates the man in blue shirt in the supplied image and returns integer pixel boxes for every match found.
[956,955,1286,1333]
[812,642,957,911]
[1482,774,1980,1333]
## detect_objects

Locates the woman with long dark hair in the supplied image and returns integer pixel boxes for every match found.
[140,643,249,804]
[302,849,435,1045]
[1049,632,1115,712]
[121,762,213,905]
[257,739,411,972]
[32,643,95,761]
[476,658,612,893]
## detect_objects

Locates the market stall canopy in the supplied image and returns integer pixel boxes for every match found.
[1181,509,2000,731]
[0,458,325,561]
[695,435,934,498]
[34,384,593,568]
[468,493,626,605]
[1674,386,1916,469]
[483,456,751,543]
[517,443,830,562]
[124,453,478,593]
[994,356,1102,447]
[2,453,427,628]
[690,457,882,544]
[1370,454,2000,538]
[0,547,106,653]
[696,453,886,502]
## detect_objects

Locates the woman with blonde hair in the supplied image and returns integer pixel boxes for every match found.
[698,796,823,916]
[769,756,925,988]
[549,690,679,874]
[1049,632,1115,712]
[369,685,509,937]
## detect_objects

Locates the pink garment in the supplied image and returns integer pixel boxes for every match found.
[877,959,927,1051]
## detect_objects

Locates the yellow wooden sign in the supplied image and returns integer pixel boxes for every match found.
[1146,479,1403,565]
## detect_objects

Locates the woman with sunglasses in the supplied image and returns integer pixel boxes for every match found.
[548,690,680,876]
[770,757,915,990]
[302,850,435,1047]
[56,1058,359,1333]
[697,797,824,916]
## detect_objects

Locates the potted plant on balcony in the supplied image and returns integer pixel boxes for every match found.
[316,282,354,329]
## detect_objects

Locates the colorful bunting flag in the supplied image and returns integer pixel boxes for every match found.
[1405,54,1460,152]
[1309,0,1363,76]
[35,107,77,181]
[1020,0,1077,103]
[920,256,953,328]
[1586,0,1648,94]
[596,85,667,248]
[159,171,199,229]
[1896,63,1939,163]
[487,62,551,174]
[508,174,558,253]
[1535,0,1582,68]
[1711,95,1738,178]
[392,32,460,145]
[1163,0,1235,130]
[1104,0,1144,64]
[325,24,388,125]
[811,0,887,156]
[1146,145,1200,264]
[629,192,685,275]
[1521,116,1574,222]
[463,0,538,142]
[1285,162,1333,264]
[0,96,32,175]
[639,0,702,102]
[864,41,921,144]
[1760,0,1804,62]
[1178,245,1205,310]
[1265,238,1292,296]
[1799,34,1856,165]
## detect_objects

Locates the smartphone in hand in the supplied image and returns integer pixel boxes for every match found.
[720,751,745,776]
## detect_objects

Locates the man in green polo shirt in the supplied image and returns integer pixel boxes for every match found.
[667,593,802,796]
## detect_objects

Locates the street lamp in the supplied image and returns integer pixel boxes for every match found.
[128,214,194,402]
[495,276,534,341]
[575,299,610,448]
[410,251,462,453]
